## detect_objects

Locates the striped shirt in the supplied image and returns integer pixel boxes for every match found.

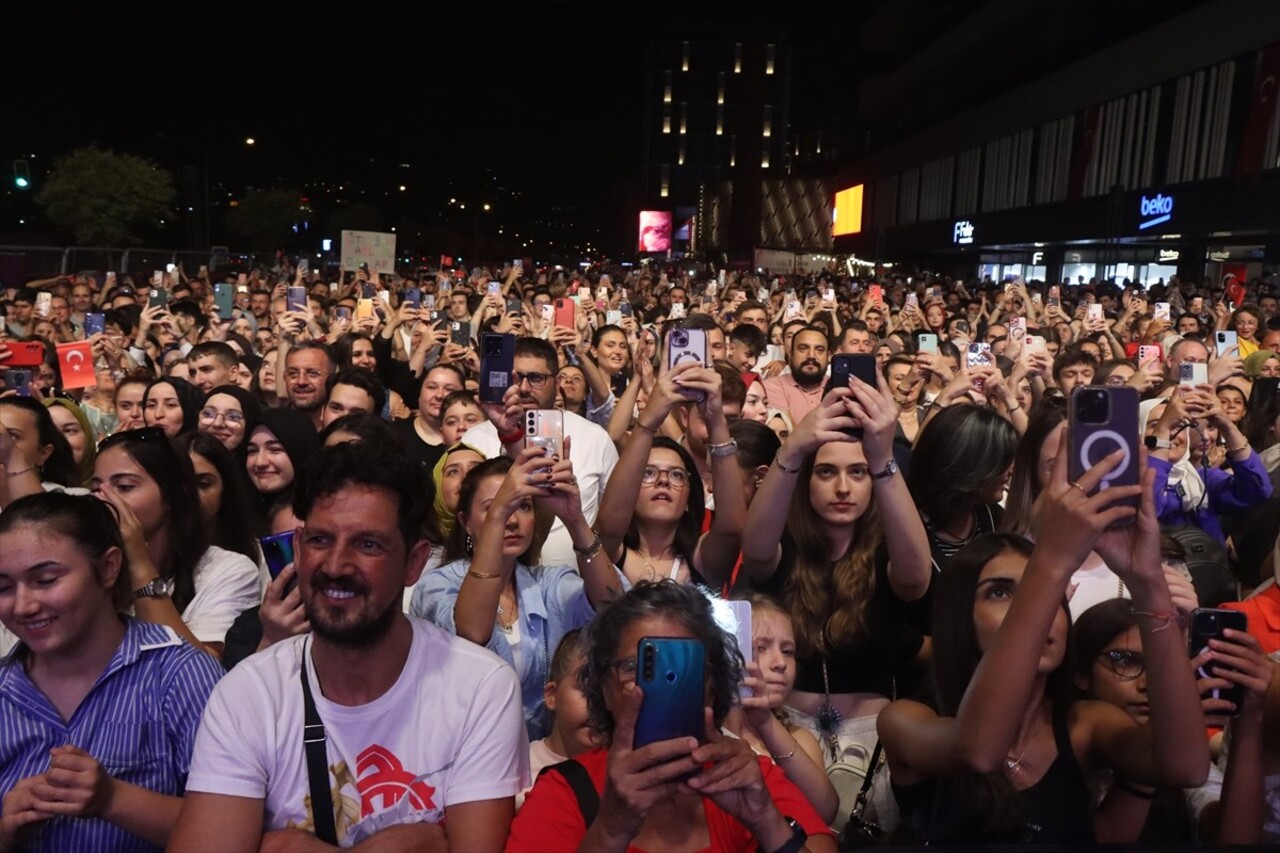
[0,619,223,853]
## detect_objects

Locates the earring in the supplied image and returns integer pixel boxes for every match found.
[465,531,473,554]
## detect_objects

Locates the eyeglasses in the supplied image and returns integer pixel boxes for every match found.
[199,407,246,425]
[513,371,552,389]
[1097,649,1145,680]
[286,368,326,381]
[607,657,638,680]
[640,465,690,488]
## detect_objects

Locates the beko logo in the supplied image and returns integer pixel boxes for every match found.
[953,220,975,244]
[1139,194,1174,230]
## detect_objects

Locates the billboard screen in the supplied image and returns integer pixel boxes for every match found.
[832,185,864,237]
[638,210,672,252]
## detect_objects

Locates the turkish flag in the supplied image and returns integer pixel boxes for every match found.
[440,255,453,269]
[56,341,95,389]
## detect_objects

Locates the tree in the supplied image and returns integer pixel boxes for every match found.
[35,146,174,244]
[227,189,304,250]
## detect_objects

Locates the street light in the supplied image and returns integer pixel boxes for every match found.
[483,203,491,211]
[245,138,255,146]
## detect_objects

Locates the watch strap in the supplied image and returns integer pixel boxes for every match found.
[131,578,169,600]
[768,817,808,853]
[871,459,899,480]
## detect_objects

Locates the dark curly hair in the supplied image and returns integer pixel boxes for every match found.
[579,580,743,746]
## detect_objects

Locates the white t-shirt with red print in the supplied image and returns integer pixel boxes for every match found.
[186,617,529,847]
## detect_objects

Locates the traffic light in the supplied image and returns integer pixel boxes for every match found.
[13,160,30,189]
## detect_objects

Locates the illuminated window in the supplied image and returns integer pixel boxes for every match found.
[763,105,772,138]
[682,41,690,72]
[766,44,775,75]
[717,72,725,104]
[734,43,742,74]
[660,165,670,198]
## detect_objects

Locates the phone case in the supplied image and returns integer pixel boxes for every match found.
[260,531,296,579]
[634,637,706,750]
[82,313,105,338]
[450,321,471,347]
[1179,362,1208,385]
[1188,608,1247,713]
[1068,386,1139,524]
[967,342,992,370]
[215,284,235,319]
[405,289,421,309]
[1,369,34,396]
[830,354,878,390]
[667,328,708,371]
[1,342,46,367]
[918,334,938,354]
[554,298,576,329]
[356,299,374,321]
[149,289,169,308]
[525,409,564,459]
[1215,331,1237,357]
[479,333,515,404]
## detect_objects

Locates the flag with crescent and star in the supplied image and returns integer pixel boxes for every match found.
[56,340,95,389]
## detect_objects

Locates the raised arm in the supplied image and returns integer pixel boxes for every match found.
[685,371,747,588]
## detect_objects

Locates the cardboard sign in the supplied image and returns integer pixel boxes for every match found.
[340,230,397,274]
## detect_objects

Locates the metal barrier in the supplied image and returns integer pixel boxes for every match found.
[0,245,265,285]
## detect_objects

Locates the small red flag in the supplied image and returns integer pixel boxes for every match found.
[56,341,95,389]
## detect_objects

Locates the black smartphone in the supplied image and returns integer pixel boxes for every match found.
[1188,608,1248,715]
[83,312,106,338]
[450,321,471,348]
[1068,386,1139,525]
[634,637,705,751]
[828,353,878,392]
[479,333,516,404]
[505,297,523,316]
[148,288,169,309]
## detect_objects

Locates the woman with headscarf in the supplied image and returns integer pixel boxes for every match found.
[1140,388,1271,546]
[244,407,319,532]
[197,384,262,460]
[142,376,204,438]
[1243,348,1279,380]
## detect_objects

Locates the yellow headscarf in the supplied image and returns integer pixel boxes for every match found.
[432,442,484,539]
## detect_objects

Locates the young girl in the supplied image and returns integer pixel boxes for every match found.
[0,492,223,852]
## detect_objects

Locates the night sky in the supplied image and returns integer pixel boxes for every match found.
[6,3,881,255]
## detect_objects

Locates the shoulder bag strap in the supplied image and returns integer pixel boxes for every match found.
[541,759,600,827]
[849,740,885,822]
[300,642,338,845]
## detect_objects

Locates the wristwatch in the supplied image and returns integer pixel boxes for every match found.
[131,578,169,601]
[871,458,899,480]
[768,817,807,853]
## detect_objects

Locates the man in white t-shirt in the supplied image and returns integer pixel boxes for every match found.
[462,337,618,567]
[171,442,528,850]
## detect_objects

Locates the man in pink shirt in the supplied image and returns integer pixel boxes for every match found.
[762,326,829,424]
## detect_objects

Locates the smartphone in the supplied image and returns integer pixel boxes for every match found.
[634,637,706,750]
[0,369,34,397]
[506,297,523,316]
[1215,331,1238,357]
[711,599,753,698]
[1087,304,1104,322]
[479,333,516,404]
[1049,285,1060,300]
[377,290,391,308]
[237,273,248,287]
[486,281,501,298]
[1024,335,1047,356]
[1,342,47,367]
[1068,386,1140,525]
[360,281,376,299]
[1188,608,1248,715]
[297,258,309,274]
[335,307,351,322]
[783,300,803,321]
[149,288,169,309]
[539,304,555,324]
[1153,302,1171,323]
[404,288,421,310]
[905,292,919,311]
[35,292,53,319]
[260,531,296,580]
[619,301,633,317]
[669,302,686,319]
[918,333,939,354]
[667,327,708,371]
[424,294,436,311]
[1008,316,1027,342]
[1179,361,1208,385]
[83,312,106,338]
[1137,344,1162,367]
[757,286,769,302]
[427,310,442,325]
[821,287,836,304]
[450,321,471,347]
[355,299,374,321]
[606,310,622,326]
[554,297,576,329]
[513,258,523,270]
[869,284,883,303]
[966,341,993,369]
[829,353,879,391]
[215,283,235,319]
[525,409,564,460]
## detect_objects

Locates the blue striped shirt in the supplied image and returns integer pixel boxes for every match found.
[0,619,223,853]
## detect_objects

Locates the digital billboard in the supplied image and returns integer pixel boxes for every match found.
[637,210,672,252]
[832,184,864,237]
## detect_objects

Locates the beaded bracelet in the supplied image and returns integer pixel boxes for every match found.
[1132,608,1186,633]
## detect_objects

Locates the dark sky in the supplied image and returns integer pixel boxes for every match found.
[7,2,878,252]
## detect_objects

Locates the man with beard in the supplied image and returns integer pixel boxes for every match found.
[284,342,336,430]
[762,326,830,423]
[462,337,618,566]
[172,443,527,851]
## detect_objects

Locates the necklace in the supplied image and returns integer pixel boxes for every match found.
[638,546,676,582]
[496,603,515,633]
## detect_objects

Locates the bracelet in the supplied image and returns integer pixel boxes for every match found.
[708,438,738,458]
[1006,402,1022,413]
[634,421,659,435]
[769,747,796,762]
[573,532,605,561]
[1226,440,1250,455]
[774,456,802,475]
[497,427,524,445]
[466,570,503,580]
[3,467,34,478]
[1112,778,1156,800]
[1131,608,1186,633]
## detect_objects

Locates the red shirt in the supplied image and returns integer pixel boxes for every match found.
[1223,583,1280,656]
[506,746,833,853]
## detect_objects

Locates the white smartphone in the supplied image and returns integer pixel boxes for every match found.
[1215,331,1238,357]
[1179,362,1208,385]
[1153,302,1171,323]
[1088,304,1104,322]
[525,409,564,460]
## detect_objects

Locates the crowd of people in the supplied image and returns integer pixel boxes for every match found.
[1,259,1278,850]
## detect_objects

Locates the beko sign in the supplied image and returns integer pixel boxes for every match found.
[1138,193,1174,230]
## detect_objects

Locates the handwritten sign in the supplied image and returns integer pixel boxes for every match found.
[340,230,397,274]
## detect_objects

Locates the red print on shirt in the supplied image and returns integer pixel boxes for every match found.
[355,744,436,817]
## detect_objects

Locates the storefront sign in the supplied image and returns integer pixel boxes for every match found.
[1139,193,1174,230]
[953,220,975,245]
[1158,249,1180,262]
[1032,251,1044,264]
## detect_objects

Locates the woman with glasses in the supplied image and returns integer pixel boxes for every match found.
[1072,598,1272,843]
[195,384,261,458]
[91,428,262,659]
[0,492,224,852]
[594,361,746,590]
[411,450,624,739]
[507,581,836,853]
[141,377,203,438]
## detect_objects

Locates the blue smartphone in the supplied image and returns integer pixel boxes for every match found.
[633,637,705,750]
[404,288,421,310]
[260,531,295,580]
[83,312,106,337]
[214,283,235,319]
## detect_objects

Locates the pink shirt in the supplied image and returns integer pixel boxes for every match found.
[762,373,825,423]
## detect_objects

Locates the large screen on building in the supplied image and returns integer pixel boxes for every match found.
[638,210,672,252]
[832,185,864,237]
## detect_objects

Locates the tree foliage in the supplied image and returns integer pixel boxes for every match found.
[35,146,175,245]
[227,189,304,250]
